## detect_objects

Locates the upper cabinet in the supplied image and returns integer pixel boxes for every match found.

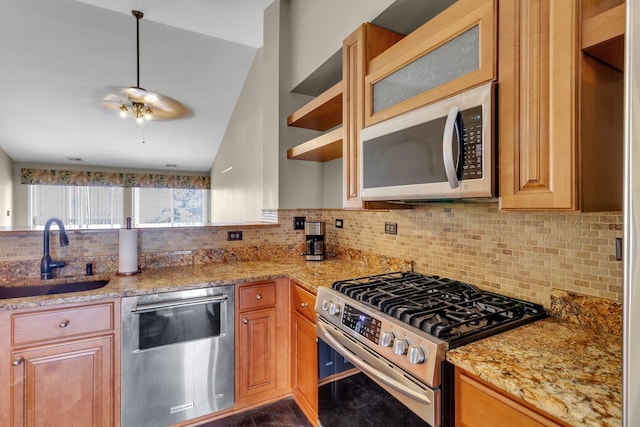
[364,0,497,127]
[343,23,405,210]
[498,0,624,211]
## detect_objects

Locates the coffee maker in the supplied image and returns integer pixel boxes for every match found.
[305,221,325,261]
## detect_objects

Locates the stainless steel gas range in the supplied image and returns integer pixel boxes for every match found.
[315,271,547,427]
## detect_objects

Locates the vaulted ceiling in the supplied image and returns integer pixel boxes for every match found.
[0,0,273,173]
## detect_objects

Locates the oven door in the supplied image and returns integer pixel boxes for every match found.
[317,317,439,427]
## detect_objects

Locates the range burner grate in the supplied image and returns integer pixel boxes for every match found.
[332,271,547,348]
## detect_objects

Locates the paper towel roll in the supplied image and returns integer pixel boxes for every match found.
[118,228,138,274]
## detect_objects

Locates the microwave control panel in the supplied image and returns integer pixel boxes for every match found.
[460,106,483,179]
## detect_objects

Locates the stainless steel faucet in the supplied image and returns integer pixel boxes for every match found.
[40,217,69,280]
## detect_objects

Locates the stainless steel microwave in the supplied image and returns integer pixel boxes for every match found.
[359,82,495,202]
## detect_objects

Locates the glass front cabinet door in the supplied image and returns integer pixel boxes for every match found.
[364,0,496,127]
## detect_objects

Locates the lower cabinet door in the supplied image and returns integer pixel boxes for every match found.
[292,312,318,425]
[237,308,277,398]
[12,336,115,427]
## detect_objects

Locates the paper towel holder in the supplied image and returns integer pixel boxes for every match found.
[117,217,142,276]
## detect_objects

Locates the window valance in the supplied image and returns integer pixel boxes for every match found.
[20,168,211,190]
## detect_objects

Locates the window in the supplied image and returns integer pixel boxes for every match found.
[133,188,208,226]
[29,185,124,226]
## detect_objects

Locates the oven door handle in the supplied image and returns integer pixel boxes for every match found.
[317,321,432,406]
[131,295,228,313]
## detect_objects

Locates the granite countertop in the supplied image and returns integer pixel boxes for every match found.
[0,260,622,427]
[446,317,622,426]
[0,258,400,310]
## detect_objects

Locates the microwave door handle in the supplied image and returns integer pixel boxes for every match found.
[442,106,460,189]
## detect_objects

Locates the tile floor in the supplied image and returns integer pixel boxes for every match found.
[197,398,312,427]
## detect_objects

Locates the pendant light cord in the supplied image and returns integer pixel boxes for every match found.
[132,10,144,89]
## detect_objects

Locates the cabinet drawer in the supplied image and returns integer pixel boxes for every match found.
[292,284,316,324]
[238,282,277,312]
[12,302,114,346]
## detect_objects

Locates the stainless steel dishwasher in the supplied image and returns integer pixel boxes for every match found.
[121,286,234,427]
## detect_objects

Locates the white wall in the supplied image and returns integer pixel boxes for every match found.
[211,48,266,223]
[287,0,394,90]
[209,1,282,223]
[277,0,395,209]
[0,147,13,226]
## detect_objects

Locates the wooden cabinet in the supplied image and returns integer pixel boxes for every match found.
[498,0,623,211]
[455,367,569,427]
[364,0,496,127]
[342,23,405,210]
[291,282,318,426]
[235,279,290,409]
[0,300,120,427]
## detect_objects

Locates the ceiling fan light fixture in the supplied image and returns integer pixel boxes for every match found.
[109,10,186,123]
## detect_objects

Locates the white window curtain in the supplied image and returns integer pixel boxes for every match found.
[29,185,124,226]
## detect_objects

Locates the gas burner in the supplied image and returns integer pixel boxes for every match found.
[331,271,547,347]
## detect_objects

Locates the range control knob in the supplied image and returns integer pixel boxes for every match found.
[380,331,395,347]
[322,299,330,312]
[407,345,426,364]
[393,338,409,355]
[328,302,341,316]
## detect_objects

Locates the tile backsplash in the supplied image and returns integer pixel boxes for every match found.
[0,204,623,307]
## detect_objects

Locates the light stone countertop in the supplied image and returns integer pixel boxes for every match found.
[446,317,622,426]
[0,260,622,427]
[0,258,399,310]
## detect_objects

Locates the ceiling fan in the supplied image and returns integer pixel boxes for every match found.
[102,10,188,122]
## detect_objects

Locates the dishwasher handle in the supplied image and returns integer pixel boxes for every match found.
[131,294,228,313]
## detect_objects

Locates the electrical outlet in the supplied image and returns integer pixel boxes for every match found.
[227,231,243,241]
[385,222,397,235]
[335,219,344,229]
[293,216,306,230]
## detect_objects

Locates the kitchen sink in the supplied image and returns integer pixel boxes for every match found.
[0,280,110,299]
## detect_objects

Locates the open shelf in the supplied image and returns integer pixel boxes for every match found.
[287,81,343,131]
[286,127,343,162]
[582,3,625,71]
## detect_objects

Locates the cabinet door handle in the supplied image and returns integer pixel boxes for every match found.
[300,302,309,308]
[59,319,70,328]
[255,294,263,300]
[242,319,248,324]
[12,356,24,366]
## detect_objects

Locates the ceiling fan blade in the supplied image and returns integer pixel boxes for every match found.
[102,86,190,120]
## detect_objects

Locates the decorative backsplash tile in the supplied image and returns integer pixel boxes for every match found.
[0,205,623,308]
